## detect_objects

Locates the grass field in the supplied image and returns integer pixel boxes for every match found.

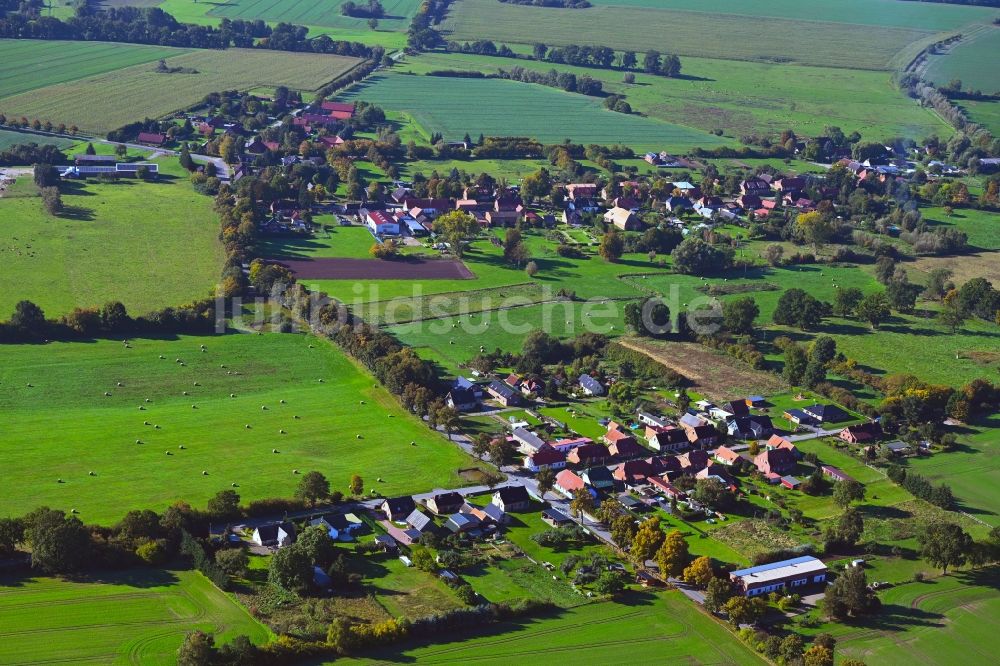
[259,224,379,261]
[926,24,1000,93]
[341,590,764,665]
[797,569,1000,665]
[157,0,411,48]
[0,332,475,524]
[0,42,362,134]
[0,163,223,318]
[903,417,1000,526]
[336,73,727,150]
[586,0,995,31]
[962,98,1000,137]
[0,569,270,665]
[393,51,948,140]
[0,128,76,151]
[441,0,941,71]
[0,39,182,99]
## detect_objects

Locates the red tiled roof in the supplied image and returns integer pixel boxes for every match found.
[321,101,356,114]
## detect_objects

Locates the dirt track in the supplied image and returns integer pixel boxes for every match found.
[278,257,475,280]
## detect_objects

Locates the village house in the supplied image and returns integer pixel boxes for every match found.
[821,465,856,483]
[492,486,532,512]
[554,469,587,497]
[404,508,436,540]
[739,178,770,197]
[463,501,506,526]
[840,422,883,444]
[381,496,416,522]
[445,512,481,535]
[664,195,692,213]
[550,436,592,453]
[512,427,547,455]
[754,448,796,477]
[648,475,686,500]
[648,427,689,452]
[425,492,464,516]
[252,522,295,548]
[678,449,709,472]
[136,131,166,146]
[565,183,598,200]
[730,556,828,597]
[637,410,670,429]
[781,475,801,490]
[613,459,653,485]
[604,206,642,231]
[578,374,605,396]
[727,415,774,440]
[446,384,479,412]
[541,507,573,527]
[697,461,736,487]
[486,379,522,406]
[581,465,616,492]
[362,209,400,236]
[803,403,850,424]
[783,408,815,426]
[567,443,611,466]
[766,434,800,458]
[713,446,743,466]
[607,434,643,459]
[523,444,567,472]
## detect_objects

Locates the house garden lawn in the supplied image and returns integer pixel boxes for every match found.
[496,500,612,571]
[792,568,1000,666]
[0,164,224,318]
[394,51,949,141]
[0,332,475,524]
[0,568,271,665]
[537,403,613,441]
[335,72,728,151]
[440,0,940,71]
[0,47,362,134]
[339,589,765,665]
[648,507,751,566]
[460,556,585,608]
[353,552,464,619]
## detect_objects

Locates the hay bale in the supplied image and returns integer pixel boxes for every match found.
[293,415,300,419]
[165,451,171,455]
[410,441,415,446]
[135,439,142,444]
[89,471,96,476]
[245,424,251,429]
[144,398,151,403]
[139,406,145,411]
[279,399,286,404]
[57,478,63,483]
[293,469,299,474]
[117,382,123,387]
[356,434,362,439]
[144,421,150,426]
[192,404,197,409]
[261,405,267,410]
[202,470,208,475]
[231,393,236,398]
[178,445,185,450]
[272,448,279,453]
[318,378,324,383]
[279,429,286,434]
[231,482,238,487]
[154,425,160,430]
[193,382,200,386]
[159,355,165,359]
[104,392,111,397]
[360,400,365,405]
[182,391,189,396]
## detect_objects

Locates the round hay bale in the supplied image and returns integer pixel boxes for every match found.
[135,439,142,444]
[202,470,208,475]
[71,508,78,513]
[154,425,160,429]
[356,434,362,439]
[261,405,267,410]
[318,378,324,383]
[201,349,206,353]
[178,445,185,450]
[220,364,225,368]
[272,448,279,453]
[145,398,151,403]
[360,400,365,405]
[410,441,416,446]
[293,469,299,474]
[193,382,200,386]
[176,358,182,363]
[308,344,314,348]
[192,404,197,409]
[182,391,189,396]
[279,429,286,434]
[26,383,33,387]
[144,421,150,426]
[245,424,251,429]
[165,451,171,455]
[231,393,236,398]
[57,478,63,483]
[279,399,286,404]
[231,482,238,487]
[159,355,165,359]
[104,392,111,397]
[89,471,96,476]
[117,382,123,387]
[139,406,145,411]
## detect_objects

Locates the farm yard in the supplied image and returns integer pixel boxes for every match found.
[0,43,362,134]
[340,591,764,665]
[0,333,475,523]
[336,73,727,150]
[392,51,951,140]
[440,0,953,71]
[0,162,223,318]
[0,569,270,665]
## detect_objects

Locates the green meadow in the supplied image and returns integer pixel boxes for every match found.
[962,99,1000,136]
[0,332,475,524]
[336,73,727,150]
[0,163,223,318]
[441,0,938,70]
[342,590,764,665]
[0,128,75,151]
[394,51,949,140]
[259,224,378,260]
[0,569,270,665]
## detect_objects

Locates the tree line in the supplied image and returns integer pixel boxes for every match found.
[448,39,683,78]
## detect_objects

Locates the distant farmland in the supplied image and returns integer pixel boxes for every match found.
[0,42,362,133]
[207,0,421,31]
[337,73,727,150]
[441,0,940,70]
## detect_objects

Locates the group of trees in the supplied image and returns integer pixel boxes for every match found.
[447,40,682,78]
[494,66,603,96]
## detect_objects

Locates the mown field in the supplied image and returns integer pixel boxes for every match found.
[441,0,940,70]
[926,24,1000,93]
[0,44,362,134]
[0,39,183,99]
[0,333,475,524]
[259,224,379,261]
[337,72,726,150]
[0,162,222,318]
[799,569,1000,665]
[0,569,270,665]
[395,51,949,140]
[341,590,763,665]
[962,99,1000,136]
